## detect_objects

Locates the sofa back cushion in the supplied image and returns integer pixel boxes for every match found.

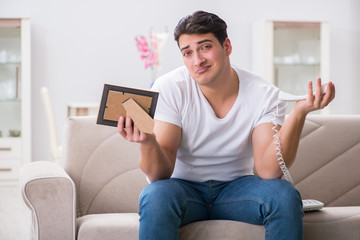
[63,115,360,217]
[63,116,148,217]
[292,115,360,207]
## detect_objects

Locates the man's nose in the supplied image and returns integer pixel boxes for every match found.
[194,52,205,66]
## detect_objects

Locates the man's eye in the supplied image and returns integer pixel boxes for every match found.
[201,45,211,50]
[183,51,191,57]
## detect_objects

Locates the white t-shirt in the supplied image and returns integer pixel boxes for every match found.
[151,66,286,182]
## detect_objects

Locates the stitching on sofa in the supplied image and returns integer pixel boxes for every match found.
[85,168,142,215]
[77,133,141,216]
[294,141,360,186]
[326,183,360,206]
[80,164,141,216]
[78,132,120,216]
[299,119,322,140]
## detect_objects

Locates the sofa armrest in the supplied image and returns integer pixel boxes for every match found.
[19,161,76,240]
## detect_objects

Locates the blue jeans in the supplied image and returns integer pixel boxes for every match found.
[139,175,304,240]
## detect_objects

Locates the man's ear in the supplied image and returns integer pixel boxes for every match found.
[223,38,232,56]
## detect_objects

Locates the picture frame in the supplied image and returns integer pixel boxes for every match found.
[96,84,159,127]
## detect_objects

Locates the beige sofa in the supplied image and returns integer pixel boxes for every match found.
[20,115,360,240]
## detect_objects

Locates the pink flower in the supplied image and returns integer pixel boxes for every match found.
[135,31,169,86]
[135,35,158,69]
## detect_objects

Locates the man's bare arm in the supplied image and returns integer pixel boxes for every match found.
[118,115,181,182]
[252,79,335,179]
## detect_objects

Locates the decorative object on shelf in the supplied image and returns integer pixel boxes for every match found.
[9,129,21,137]
[135,30,168,87]
[0,50,21,64]
[0,50,7,63]
[0,79,17,100]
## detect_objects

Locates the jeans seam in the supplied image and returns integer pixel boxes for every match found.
[170,179,205,205]
[214,198,268,210]
[170,179,208,221]
[213,198,270,224]
[269,219,272,240]
[214,198,273,240]
[184,199,206,205]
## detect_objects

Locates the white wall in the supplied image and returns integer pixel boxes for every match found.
[0,0,359,162]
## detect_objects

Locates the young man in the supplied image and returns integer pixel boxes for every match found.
[118,11,335,240]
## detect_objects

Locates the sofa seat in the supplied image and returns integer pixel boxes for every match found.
[76,213,265,240]
[303,207,360,239]
[77,213,139,240]
[76,207,360,240]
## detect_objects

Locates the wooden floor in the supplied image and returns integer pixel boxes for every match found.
[0,185,32,240]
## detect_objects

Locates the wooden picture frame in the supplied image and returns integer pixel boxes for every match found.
[97,84,159,127]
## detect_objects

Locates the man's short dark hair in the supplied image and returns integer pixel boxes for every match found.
[174,11,228,47]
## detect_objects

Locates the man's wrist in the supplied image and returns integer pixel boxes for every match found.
[140,134,157,148]
[290,107,308,122]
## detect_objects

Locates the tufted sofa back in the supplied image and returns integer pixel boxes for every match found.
[292,115,360,206]
[63,115,360,218]
[63,116,148,218]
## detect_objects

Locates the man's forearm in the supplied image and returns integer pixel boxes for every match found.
[277,109,307,168]
[139,138,175,182]
[254,110,307,179]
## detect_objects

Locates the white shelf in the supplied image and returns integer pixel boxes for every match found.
[252,20,330,114]
[0,18,31,184]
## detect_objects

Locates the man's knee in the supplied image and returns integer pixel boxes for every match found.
[139,179,184,211]
[264,179,303,213]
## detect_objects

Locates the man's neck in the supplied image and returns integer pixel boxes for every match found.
[199,67,239,119]
[199,67,239,102]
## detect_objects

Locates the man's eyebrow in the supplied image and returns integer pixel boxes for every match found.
[180,39,213,52]
[197,39,212,45]
[180,45,189,52]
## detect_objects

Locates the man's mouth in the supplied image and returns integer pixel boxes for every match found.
[195,66,210,74]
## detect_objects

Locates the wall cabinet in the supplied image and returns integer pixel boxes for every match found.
[252,20,330,113]
[0,19,31,184]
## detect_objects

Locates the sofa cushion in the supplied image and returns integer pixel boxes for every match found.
[181,207,360,239]
[304,207,360,240]
[63,117,148,217]
[292,115,360,207]
[179,220,265,239]
[65,115,360,219]
[77,213,139,240]
[76,207,360,240]
[76,213,265,240]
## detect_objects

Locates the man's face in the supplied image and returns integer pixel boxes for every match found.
[178,33,231,87]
